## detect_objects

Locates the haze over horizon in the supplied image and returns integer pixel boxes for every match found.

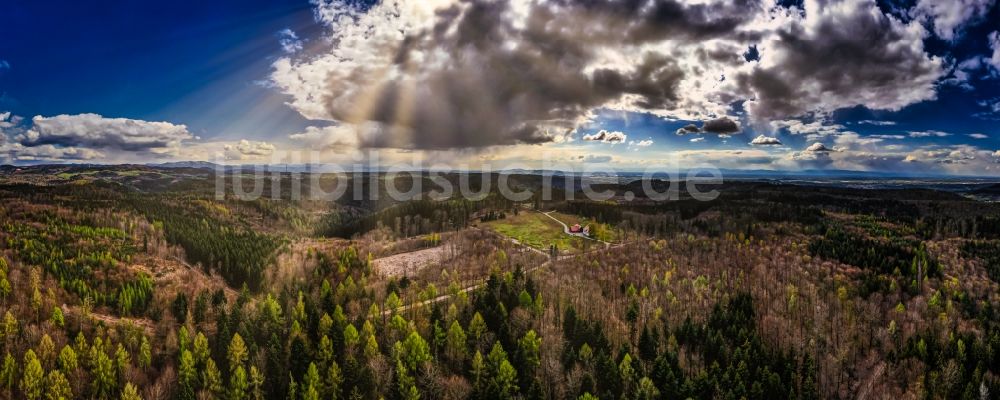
[3,0,1000,175]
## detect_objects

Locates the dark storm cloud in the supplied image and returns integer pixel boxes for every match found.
[675,117,741,135]
[276,0,764,150]
[702,117,741,134]
[675,124,702,135]
[276,0,949,150]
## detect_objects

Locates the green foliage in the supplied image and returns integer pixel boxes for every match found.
[230,365,248,400]
[0,352,15,390]
[228,333,248,374]
[20,350,44,400]
[50,307,64,328]
[129,197,285,290]
[2,214,152,315]
[810,226,939,278]
[90,345,117,400]
[398,331,431,371]
[120,383,142,400]
[44,370,72,400]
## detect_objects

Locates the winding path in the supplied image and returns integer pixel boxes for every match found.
[540,211,610,245]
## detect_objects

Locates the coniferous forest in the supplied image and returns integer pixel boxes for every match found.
[0,166,998,400]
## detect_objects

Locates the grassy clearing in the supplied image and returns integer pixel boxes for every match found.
[548,211,618,243]
[485,212,583,253]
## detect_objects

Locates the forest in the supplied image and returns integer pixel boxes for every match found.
[0,165,997,399]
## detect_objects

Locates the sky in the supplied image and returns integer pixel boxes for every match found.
[2,0,1000,176]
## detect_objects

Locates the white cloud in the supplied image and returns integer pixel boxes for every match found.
[805,142,832,152]
[909,0,995,41]
[278,28,303,54]
[582,130,627,144]
[634,140,654,147]
[968,133,989,139]
[908,130,951,138]
[740,0,944,122]
[690,137,705,143]
[989,31,1000,73]
[19,113,194,152]
[870,134,907,140]
[224,140,275,160]
[0,143,104,162]
[288,125,360,151]
[750,135,782,146]
[0,112,13,130]
[770,119,845,137]
[857,120,897,126]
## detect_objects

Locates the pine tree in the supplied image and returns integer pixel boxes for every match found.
[486,342,519,398]
[318,335,334,367]
[518,330,541,372]
[50,307,64,328]
[177,350,197,400]
[471,351,485,388]
[38,334,56,368]
[325,361,342,400]
[114,344,130,384]
[343,324,360,351]
[445,320,468,364]
[1,311,18,340]
[193,332,210,366]
[469,313,486,345]
[0,352,17,390]
[0,269,11,303]
[91,346,116,400]
[302,363,320,400]
[21,350,44,400]
[229,366,248,400]
[248,366,265,400]
[44,370,72,400]
[364,335,380,360]
[399,331,431,371]
[203,358,224,398]
[138,337,151,370]
[227,333,248,374]
[57,345,78,374]
[178,326,190,354]
[120,382,142,400]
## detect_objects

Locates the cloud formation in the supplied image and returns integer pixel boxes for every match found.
[989,31,1000,72]
[18,113,194,152]
[278,28,303,54]
[675,117,741,135]
[288,125,361,152]
[737,0,943,121]
[0,112,198,163]
[909,130,951,138]
[583,130,627,144]
[909,0,995,41]
[805,142,832,152]
[272,0,944,151]
[750,135,782,146]
[224,140,276,161]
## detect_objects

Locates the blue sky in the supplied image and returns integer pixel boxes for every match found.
[2,0,1000,175]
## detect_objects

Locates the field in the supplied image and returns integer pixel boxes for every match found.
[483,211,585,253]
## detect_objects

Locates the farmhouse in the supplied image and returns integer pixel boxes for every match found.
[569,224,592,236]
